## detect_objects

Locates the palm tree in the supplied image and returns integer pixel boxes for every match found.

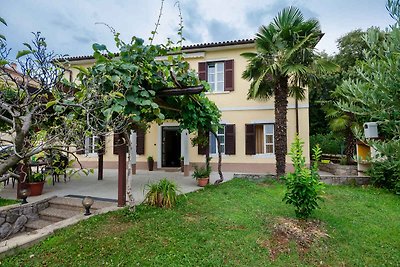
[242,7,322,178]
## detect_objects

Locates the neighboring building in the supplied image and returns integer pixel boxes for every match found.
[66,39,310,174]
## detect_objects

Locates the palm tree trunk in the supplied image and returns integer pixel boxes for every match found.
[275,77,289,178]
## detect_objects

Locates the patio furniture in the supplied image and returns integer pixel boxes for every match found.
[41,153,69,186]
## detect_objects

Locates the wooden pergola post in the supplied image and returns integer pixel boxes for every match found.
[117,135,127,207]
[130,130,137,175]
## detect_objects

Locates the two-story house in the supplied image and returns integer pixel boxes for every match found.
[66,39,310,174]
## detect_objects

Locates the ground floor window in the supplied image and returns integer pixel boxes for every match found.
[246,123,275,155]
[210,125,225,154]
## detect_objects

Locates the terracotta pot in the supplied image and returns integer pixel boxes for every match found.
[27,181,45,196]
[148,159,154,171]
[197,177,209,187]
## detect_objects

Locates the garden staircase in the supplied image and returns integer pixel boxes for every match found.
[25,197,115,231]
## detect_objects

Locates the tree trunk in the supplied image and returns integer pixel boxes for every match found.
[344,113,356,164]
[211,131,224,185]
[274,77,289,178]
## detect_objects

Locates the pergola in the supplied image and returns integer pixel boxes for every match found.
[96,85,205,207]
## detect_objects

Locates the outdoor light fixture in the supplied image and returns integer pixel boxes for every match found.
[20,188,30,204]
[82,196,94,216]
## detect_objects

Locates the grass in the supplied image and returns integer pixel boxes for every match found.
[0,198,19,207]
[1,178,399,266]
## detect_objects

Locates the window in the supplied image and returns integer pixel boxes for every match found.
[210,125,225,154]
[198,124,235,155]
[85,136,100,154]
[264,124,274,154]
[207,62,224,92]
[246,123,274,155]
[198,60,234,92]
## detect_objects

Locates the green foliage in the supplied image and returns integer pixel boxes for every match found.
[144,178,180,208]
[367,140,400,194]
[28,172,46,183]
[310,133,344,155]
[75,29,221,141]
[192,164,211,179]
[283,135,324,219]
[3,179,400,266]
[368,159,400,194]
[192,155,212,179]
[334,2,400,194]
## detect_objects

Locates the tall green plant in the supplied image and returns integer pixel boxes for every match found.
[241,6,327,177]
[283,135,324,219]
[144,178,180,208]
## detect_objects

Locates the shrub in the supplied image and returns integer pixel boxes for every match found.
[144,178,180,208]
[310,133,344,155]
[368,159,400,194]
[283,135,324,219]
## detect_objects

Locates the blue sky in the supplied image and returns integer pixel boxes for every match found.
[1,0,394,58]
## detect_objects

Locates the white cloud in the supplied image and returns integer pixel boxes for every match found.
[1,0,394,58]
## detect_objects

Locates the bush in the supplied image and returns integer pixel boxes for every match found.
[144,178,180,208]
[310,133,344,155]
[283,135,324,219]
[368,159,400,194]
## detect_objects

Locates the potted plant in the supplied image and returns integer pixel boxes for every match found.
[147,156,154,171]
[192,165,211,187]
[27,172,46,196]
[180,156,184,172]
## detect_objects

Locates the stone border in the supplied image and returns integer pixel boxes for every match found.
[233,173,370,186]
[0,204,121,258]
[0,196,56,241]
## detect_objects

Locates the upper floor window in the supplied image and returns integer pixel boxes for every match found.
[207,62,224,92]
[198,60,234,92]
[246,123,275,155]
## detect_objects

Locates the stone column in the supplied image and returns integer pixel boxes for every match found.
[182,129,189,176]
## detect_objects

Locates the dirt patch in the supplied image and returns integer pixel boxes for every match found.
[225,225,246,230]
[184,213,200,223]
[96,215,133,237]
[259,217,329,260]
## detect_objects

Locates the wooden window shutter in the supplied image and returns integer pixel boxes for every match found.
[197,130,209,155]
[224,59,234,91]
[245,124,256,155]
[136,128,145,155]
[225,124,236,155]
[198,62,207,81]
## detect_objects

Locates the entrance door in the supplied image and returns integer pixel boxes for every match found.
[162,126,181,167]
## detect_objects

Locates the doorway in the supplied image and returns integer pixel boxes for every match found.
[162,126,181,167]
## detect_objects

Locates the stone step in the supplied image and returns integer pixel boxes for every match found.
[49,197,116,211]
[38,207,81,222]
[25,219,53,231]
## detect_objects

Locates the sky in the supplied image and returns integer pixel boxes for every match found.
[1,0,394,58]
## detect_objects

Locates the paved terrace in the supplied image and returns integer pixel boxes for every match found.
[0,170,235,203]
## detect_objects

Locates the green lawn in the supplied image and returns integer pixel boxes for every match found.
[2,179,399,266]
[0,198,19,207]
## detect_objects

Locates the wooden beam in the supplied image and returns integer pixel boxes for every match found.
[156,85,204,96]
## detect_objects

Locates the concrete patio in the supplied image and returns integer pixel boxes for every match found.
[0,169,235,204]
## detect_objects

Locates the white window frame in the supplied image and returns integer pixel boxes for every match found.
[263,124,274,154]
[207,62,224,92]
[210,125,225,154]
[85,136,99,156]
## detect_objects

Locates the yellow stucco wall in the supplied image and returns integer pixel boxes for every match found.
[67,42,310,171]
